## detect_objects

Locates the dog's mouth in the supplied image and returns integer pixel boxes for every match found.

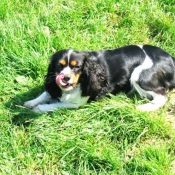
[61,82,72,89]
[56,73,73,89]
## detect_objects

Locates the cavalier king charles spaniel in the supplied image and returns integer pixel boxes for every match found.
[24,45,175,113]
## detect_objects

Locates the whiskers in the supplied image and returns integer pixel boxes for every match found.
[46,72,56,84]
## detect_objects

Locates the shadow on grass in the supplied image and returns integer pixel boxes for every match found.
[4,85,44,126]
[4,84,144,128]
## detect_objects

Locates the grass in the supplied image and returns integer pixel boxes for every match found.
[1,0,175,174]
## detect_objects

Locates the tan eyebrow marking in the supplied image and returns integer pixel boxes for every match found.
[59,59,66,66]
[70,60,77,66]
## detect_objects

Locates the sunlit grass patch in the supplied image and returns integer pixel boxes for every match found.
[1,0,175,174]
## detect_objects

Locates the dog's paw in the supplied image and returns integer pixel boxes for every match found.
[24,100,38,109]
[33,104,58,113]
[136,103,158,111]
[33,105,44,113]
[32,105,48,113]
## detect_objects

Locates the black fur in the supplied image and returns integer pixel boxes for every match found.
[80,57,109,100]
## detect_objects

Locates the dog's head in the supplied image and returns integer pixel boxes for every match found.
[55,50,86,91]
[45,50,87,98]
[45,49,109,100]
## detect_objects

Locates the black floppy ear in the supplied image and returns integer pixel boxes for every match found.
[44,56,62,99]
[80,57,109,100]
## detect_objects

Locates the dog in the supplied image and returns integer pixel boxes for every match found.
[24,45,175,113]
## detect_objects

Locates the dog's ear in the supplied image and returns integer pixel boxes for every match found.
[80,57,109,100]
[44,56,62,99]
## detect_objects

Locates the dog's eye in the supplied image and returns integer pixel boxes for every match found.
[75,65,80,69]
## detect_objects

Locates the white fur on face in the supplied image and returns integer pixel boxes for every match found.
[60,49,73,78]
[61,66,72,76]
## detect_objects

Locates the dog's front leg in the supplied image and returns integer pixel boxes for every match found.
[24,91,52,108]
[33,101,81,113]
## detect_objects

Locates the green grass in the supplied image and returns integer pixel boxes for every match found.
[1,0,175,174]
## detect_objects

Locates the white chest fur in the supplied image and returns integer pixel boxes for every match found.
[60,85,89,107]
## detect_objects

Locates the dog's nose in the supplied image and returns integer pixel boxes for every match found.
[63,75,70,82]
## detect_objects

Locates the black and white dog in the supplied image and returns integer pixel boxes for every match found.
[24,45,175,113]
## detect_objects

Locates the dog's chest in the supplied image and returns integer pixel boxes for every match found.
[60,86,89,106]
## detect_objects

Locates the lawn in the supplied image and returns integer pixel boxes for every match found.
[0,0,175,174]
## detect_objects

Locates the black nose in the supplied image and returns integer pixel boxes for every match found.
[63,75,70,81]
